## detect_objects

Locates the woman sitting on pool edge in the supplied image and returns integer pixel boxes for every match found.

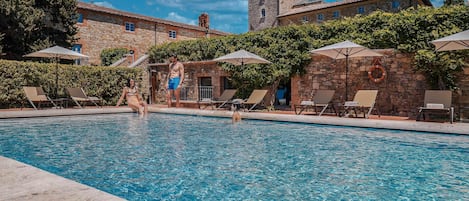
[116,78,148,116]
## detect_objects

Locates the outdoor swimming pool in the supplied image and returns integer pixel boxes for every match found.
[0,113,468,200]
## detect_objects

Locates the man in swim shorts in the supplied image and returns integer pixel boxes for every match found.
[166,54,184,107]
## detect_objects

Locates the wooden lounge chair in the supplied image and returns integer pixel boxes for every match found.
[67,87,102,108]
[23,87,57,110]
[239,89,268,112]
[417,90,454,123]
[294,90,336,116]
[197,89,237,109]
[342,90,379,119]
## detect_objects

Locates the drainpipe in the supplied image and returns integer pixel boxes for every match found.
[154,23,158,45]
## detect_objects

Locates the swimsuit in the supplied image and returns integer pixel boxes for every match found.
[168,77,180,90]
[126,87,138,97]
[168,62,182,90]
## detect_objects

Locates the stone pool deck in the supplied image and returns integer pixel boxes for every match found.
[0,156,125,201]
[1,105,468,200]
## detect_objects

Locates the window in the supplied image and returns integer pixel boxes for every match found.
[261,8,266,18]
[333,11,340,19]
[72,44,82,53]
[302,16,309,23]
[317,13,324,21]
[125,22,135,32]
[392,1,400,9]
[222,77,234,90]
[357,6,365,14]
[72,44,82,65]
[77,13,83,23]
[259,0,265,5]
[169,30,177,39]
[199,77,212,86]
[198,77,212,99]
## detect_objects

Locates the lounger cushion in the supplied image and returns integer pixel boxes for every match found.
[344,101,358,107]
[426,103,444,109]
[300,100,314,105]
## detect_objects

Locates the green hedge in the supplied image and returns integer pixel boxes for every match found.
[100,47,129,66]
[0,60,143,108]
[149,5,469,91]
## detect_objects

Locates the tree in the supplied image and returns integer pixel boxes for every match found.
[444,0,466,6]
[100,48,130,66]
[0,33,4,57]
[0,0,78,60]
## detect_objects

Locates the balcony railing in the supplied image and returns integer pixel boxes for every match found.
[171,86,213,101]
[198,86,213,100]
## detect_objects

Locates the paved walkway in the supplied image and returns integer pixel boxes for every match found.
[0,156,125,201]
[1,105,468,201]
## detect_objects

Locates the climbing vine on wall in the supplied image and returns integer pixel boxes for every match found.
[149,5,469,91]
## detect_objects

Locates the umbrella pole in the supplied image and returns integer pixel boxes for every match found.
[345,55,349,101]
[55,58,59,99]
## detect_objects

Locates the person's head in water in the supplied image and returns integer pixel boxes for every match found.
[231,104,241,123]
[231,104,240,111]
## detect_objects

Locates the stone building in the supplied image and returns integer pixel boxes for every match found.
[149,50,469,119]
[75,2,229,65]
[148,61,232,106]
[249,0,433,31]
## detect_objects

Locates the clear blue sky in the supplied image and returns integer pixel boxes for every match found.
[79,0,445,34]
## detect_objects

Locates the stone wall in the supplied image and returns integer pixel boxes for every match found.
[293,49,445,117]
[278,0,422,26]
[146,50,469,118]
[249,0,279,31]
[148,61,231,104]
[76,8,222,65]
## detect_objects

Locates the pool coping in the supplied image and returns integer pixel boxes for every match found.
[0,106,468,135]
[0,156,125,201]
[151,107,469,135]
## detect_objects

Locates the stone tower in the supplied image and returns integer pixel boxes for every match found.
[198,13,209,30]
[248,0,280,31]
[249,0,302,31]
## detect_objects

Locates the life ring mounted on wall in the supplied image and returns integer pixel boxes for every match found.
[368,58,386,83]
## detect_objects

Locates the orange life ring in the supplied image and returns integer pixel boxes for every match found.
[368,65,386,83]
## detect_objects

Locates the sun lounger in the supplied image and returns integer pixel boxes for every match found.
[341,90,379,118]
[67,87,102,108]
[23,87,57,110]
[197,89,237,109]
[417,90,454,123]
[239,89,268,112]
[294,90,336,115]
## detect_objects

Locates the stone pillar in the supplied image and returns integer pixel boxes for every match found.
[290,74,301,110]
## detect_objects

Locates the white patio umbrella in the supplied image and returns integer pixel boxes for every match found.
[24,45,89,98]
[310,40,382,101]
[431,29,469,51]
[213,49,271,66]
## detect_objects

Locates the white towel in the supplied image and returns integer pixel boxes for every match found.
[300,100,314,105]
[344,101,358,107]
[426,103,444,109]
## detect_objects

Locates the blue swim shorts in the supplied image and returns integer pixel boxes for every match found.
[168,77,180,90]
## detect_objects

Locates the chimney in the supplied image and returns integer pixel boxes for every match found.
[198,13,209,30]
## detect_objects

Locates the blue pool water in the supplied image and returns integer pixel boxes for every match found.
[0,113,468,200]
